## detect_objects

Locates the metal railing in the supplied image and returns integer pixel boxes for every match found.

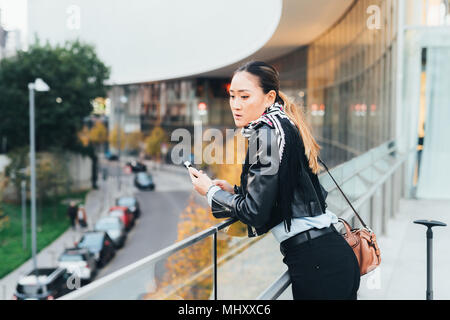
[257,141,414,300]
[60,217,237,300]
[60,140,414,300]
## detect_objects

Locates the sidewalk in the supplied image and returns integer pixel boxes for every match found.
[357,198,450,300]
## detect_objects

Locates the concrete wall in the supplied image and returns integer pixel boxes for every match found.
[67,152,92,191]
[1,152,91,203]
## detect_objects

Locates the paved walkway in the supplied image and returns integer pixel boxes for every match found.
[278,198,450,300]
[356,198,450,300]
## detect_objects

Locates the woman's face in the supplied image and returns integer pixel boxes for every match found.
[229,71,276,128]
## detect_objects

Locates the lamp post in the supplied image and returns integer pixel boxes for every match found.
[414,219,447,300]
[28,78,50,276]
[117,95,127,192]
[21,180,27,250]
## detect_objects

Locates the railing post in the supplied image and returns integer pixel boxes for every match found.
[369,195,374,229]
[382,182,387,235]
[213,231,218,300]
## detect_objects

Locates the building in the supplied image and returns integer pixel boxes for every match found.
[28,0,450,200]
[0,10,7,60]
[3,29,21,57]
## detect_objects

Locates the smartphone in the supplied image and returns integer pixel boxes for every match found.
[184,161,199,178]
[183,161,193,169]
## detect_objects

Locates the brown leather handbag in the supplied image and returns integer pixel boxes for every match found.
[319,158,381,276]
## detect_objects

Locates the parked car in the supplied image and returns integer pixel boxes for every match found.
[75,231,116,268]
[116,196,141,219]
[13,268,74,300]
[134,172,155,191]
[126,160,147,173]
[94,216,127,248]
[108,206,135,230]
[105,151,119,161]
[57,248,97,283]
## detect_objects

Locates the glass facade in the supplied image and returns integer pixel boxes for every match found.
[108,77,233,138]
[271,0,398,167]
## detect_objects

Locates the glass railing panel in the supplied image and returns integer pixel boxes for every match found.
[143,236,214,300]
[216,231,287,300]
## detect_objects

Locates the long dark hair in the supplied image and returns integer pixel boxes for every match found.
[233,61,322,174]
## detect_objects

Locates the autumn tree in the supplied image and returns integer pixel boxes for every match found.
[142,133,251,300]
[145,126,167,161]
[109,125,126,151]
[140,195,230,300]
[210,132,248,237]
[77,126,91,148]
[126,131,143,152]
[89,121,108,152]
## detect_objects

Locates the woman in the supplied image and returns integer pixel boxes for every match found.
[189,61,360,300]
[77,204,88,229]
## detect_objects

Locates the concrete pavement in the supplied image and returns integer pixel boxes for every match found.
[356,198,450,300]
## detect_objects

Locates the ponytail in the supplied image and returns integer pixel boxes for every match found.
[278,91,322,174]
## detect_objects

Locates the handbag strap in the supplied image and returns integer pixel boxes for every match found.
[318,157,369,230]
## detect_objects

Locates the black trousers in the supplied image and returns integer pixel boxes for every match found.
[281,229,360,300]
[69,216,76,228]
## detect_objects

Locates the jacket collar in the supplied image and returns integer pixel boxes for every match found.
[241,102,285,138]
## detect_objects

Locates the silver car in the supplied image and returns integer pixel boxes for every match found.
[57,249,97,283]
[94,216,127,248]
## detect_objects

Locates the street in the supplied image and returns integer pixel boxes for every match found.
[94,160,194,281]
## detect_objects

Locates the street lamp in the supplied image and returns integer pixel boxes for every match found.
[117,95,127,192]
[28,78,50,277]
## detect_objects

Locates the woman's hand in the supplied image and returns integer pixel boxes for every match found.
[188,167,214,196]
[212,179,234,194]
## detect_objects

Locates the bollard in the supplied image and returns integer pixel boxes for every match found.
[413,219,446,300]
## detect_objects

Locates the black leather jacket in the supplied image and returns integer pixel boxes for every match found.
[210,123,328,237]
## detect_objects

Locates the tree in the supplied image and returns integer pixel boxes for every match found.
[78,126,91,148]
[141,133,249,300]
[210,132,248,237]
[0,170,8,231]
[143,195,231,300]
[89,120,108,152]
[126,131,143,152]
[109,125,126,151]
[5,147,71,205]
[4,147,29,203]
[144,126,167,160]
[0,39,110,153]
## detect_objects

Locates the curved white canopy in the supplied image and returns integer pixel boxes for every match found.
[28,0,354,84]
